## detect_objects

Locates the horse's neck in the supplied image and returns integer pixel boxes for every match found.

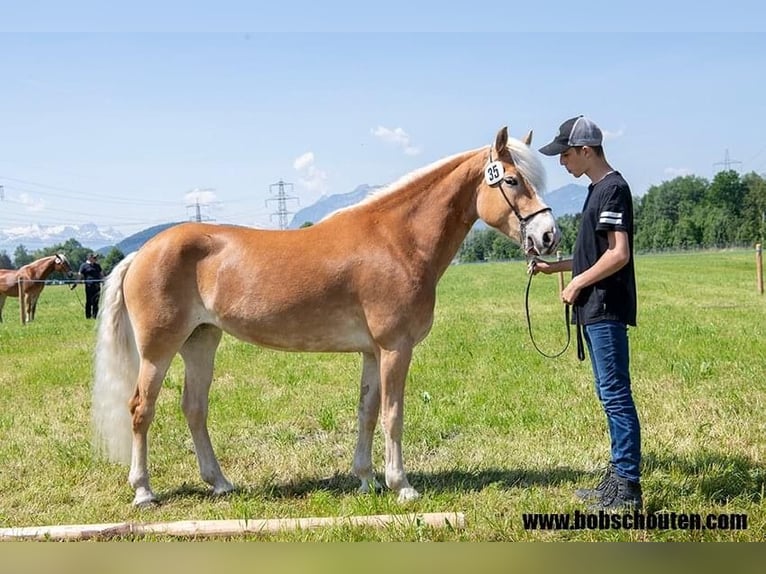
[27,257,56,279]
[388,151,483,276]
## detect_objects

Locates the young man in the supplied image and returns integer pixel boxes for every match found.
[531,116,642,511]
[79,252,103,319]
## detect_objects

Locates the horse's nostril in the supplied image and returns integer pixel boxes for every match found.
[543,232,553,247]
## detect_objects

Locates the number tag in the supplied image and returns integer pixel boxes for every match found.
[484,161,505,185]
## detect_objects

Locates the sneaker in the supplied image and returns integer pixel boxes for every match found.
[575,465,616,502]
[589,474,643,512]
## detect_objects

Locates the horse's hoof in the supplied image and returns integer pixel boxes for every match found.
[133,496,160,509]
[396,487,421,503]
[132,491,159,508]
[358,477,383,494]
[212,483,236,496]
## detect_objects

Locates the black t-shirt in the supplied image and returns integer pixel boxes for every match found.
[79,261,103,284]
[572,171,637,326]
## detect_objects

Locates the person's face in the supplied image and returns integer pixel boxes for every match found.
[559,147,587,178]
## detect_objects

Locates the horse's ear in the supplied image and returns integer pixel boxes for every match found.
[522,130,533,146]
[494,126,509,154]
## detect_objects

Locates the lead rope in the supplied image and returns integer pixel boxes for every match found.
[524,266,585,361]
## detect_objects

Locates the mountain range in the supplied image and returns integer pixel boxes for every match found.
[0,183,587,255]
[0,222,124,252]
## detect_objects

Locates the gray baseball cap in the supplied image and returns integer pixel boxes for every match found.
[539,116,603,156]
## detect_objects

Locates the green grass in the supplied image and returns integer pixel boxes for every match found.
[0,250,764,540]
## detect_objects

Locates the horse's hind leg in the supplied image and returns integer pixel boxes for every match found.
[128,356,173,506]
[352,352,383,494]
[179,324,234,496]
[0,294,5,322]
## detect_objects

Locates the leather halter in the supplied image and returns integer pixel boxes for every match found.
[486,148,552,249]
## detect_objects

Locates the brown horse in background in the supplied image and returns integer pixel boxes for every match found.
[0,254,72,323]
[92,126,561,506]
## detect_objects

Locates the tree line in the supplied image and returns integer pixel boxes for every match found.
[0,238,125,277]
[457,170,766,262]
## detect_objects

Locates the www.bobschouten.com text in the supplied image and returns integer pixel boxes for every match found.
[523,510,747,531]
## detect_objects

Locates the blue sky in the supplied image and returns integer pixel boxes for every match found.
[1,5,765,237]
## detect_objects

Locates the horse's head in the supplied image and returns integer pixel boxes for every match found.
[476,126,560,256]
[54,253,73,278]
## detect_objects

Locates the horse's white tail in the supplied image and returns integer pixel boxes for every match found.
[91,252,139,464]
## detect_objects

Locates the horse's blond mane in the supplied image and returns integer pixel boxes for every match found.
[356,150,477,207]
[321,135,546,222]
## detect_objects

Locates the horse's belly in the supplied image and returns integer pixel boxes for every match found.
[218,313,375,353]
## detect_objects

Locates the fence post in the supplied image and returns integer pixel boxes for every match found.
[757,243,764,295]
[556,250,564,293]
[18,277,27,325]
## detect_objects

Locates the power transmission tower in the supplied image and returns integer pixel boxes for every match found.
[713,149,742,172]
[186,188,215,223]
[187,199,213,223]
[267,180,299,230]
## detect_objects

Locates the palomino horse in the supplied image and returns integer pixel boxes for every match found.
[0,254,72,323]
[92,127,561,506]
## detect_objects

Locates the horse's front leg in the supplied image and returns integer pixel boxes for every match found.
[379,345,419,502]
[27,294,37,322]
[352,352,382,494]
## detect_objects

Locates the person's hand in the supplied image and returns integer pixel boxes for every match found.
[561,276,583,305]
[527,257,552,275]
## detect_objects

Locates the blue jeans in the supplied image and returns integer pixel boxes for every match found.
[583,320,641,482]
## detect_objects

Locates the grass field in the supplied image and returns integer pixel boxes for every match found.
[0,250,764,541]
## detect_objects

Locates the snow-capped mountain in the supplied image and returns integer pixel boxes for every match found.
[0,222,124,251]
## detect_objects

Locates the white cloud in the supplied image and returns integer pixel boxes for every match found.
[371,125,421,156]
[664,167,693,178]
[602,128,624,141]
[293,151,329,195]
[19,193,46,212]
[184,188,218,204]
[293,152,314,171]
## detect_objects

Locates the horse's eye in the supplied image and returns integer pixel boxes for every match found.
[504,176,518,186]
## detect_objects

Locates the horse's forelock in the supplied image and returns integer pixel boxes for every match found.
[506,137,547,196]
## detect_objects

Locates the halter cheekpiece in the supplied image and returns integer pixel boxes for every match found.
[484,147,552,251]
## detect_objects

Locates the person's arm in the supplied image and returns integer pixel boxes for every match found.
[560,230,630,305]
[528,257,573,275]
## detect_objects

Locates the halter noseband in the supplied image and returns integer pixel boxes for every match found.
[485,148,552,249]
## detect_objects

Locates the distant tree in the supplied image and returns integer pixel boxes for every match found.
[554,213,580,255]
[458,228,525,262]
[739,172,766,244]
[13,245,33,267]
[101,247,125,275]
[0,250,12,269]
[490,231,522,260]
[635,175,708,251]
[299,221,314,228]
[706,170,746,219]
